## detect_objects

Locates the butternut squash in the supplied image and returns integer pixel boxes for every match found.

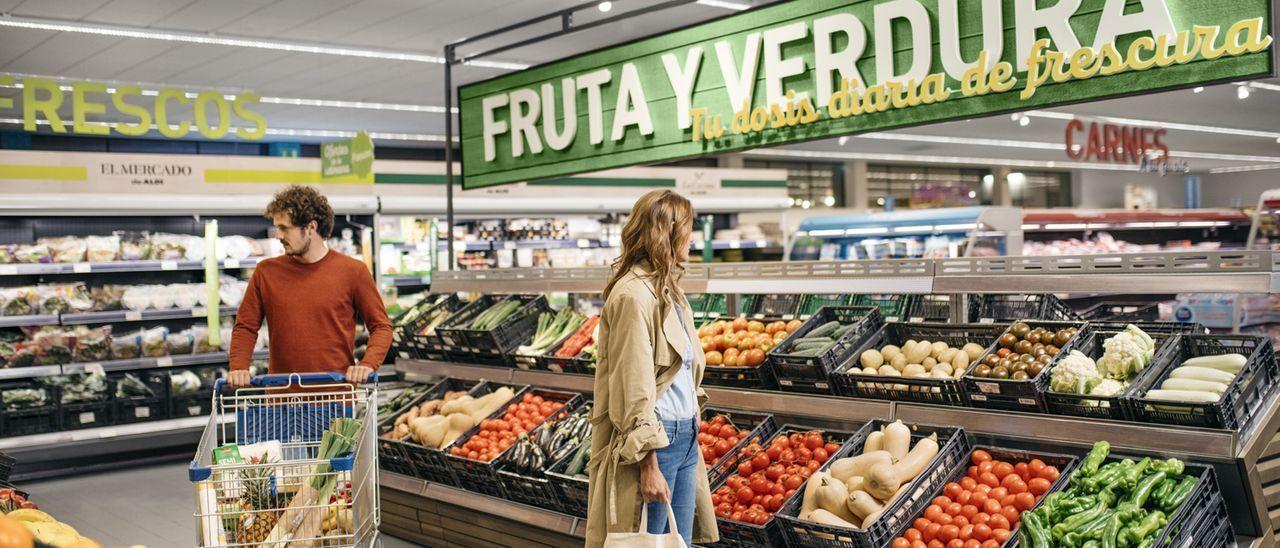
[863,431,884,453]
[438,394,474,416]
[865,434,939,500]
[409,415,447,447]
[813,472,856,523]
[469,387,516,421]
[846,490,883,520]
[808,509,859,529]
[829,450,892,482]
[882,421,911,461]
[844,476,864,493]
[860,509,883,528]
[799,471,827,518]
[441,413,478,448]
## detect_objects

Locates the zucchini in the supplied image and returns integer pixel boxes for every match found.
[566,441,591,476]
[1144,389,1221,403]
[793,336,835,344]
[1169,366,1236,384]
[832,324,854,338]
[1181,353,1246,373]
[788,348,824,357]
[1159,378,1228,395]
[808,321,841,338]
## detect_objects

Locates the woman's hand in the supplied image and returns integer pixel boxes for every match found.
[639,451,670,503]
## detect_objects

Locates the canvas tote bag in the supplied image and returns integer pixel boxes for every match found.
[602,504,686,548]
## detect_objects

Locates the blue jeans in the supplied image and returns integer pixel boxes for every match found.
[646,417,698,547]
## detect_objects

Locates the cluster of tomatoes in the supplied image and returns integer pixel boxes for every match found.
[450,393,562,462]
[698,414,744,467]
[891,449,1061,548]
[711,430,840,526]
[698,317,802,368]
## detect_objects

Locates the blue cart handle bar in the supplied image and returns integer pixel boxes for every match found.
[212,371,379,393]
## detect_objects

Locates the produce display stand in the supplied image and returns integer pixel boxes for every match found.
[387,250,1280,547]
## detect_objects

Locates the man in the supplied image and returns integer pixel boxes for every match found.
[228,185,391,387]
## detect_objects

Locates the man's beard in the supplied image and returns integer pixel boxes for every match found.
[285,239,310,256]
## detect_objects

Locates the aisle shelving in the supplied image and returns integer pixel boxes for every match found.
[0,256,264,277]
[0,350,266,379]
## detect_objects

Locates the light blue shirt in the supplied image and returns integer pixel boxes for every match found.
[655,303,697,421]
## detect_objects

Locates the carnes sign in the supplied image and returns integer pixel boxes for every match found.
[460,0,1274,189]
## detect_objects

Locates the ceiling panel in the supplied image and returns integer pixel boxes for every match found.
[153,0,277,32]
[0,32,120,75]
[81,0,199,26]
[110,43,232,81]
[268,1,425,44]
[215,0,361,37]
[61,38,181,80]
[0,28,56,68]
[11,0,112,19]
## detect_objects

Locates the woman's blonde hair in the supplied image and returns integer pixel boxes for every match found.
[603,190,694,306]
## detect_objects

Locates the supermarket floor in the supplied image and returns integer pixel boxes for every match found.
[24,460,420,547]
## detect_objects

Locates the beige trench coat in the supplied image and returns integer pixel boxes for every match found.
[585,266,719,547]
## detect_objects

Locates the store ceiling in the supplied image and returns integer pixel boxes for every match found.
[0,0,1278,173]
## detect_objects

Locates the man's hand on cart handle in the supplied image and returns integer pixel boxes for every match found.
[346,365,374,384]
[227,369,251,388]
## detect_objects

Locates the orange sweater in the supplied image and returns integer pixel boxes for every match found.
[229,250,392,375]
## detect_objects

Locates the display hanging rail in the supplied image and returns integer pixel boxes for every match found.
[0,257,262,276]
[431,250,1280,294]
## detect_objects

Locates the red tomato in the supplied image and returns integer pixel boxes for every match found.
[967,466,980,480]
[960,505,979,520]
[955,490,972,505]
[779,450,796,463]
[934,513,953,526]
[981,541,1000,548]
[977,461,995,475]
[813,447,829,463]
[719,424,738,438]
[987,514,1010,531]
[914,518,932,532]
[959,477,978,491]
[1038,466,1060,482]
[804,432,824,450]
[893,539,912,548]
[945,503,963,517]
[824,442,840,454]
[730,511,743,522]
[765,446,782,460]
[989,487,1008,500]
[784,475,804,490]
[1014,492,1037,512]
[1027,458,1046,475]
[773,436,791,449]
[972,523,992,541]
[948,540,965,548]
[766,496,784,512]
[958,524,974,541]
[738,462,753,476]
[750,477,772,494]
[999,505,1020,525]
[906,528,923,542]
[937,525,959,543]
[736,486,754,502]
[965,541,981,548]
[978,472,1000,488]
[765,464,785,481]
[714,440,733,456]
[913,542,928,548]
[1000,494,1017,508]
[771,483,784,496]
[944,483,964,499]
[982,499,1002,515]
[789,433,805,446]
[752,454,771,470]
[991,462,1014,479]
[924,523,941,542]
[934,496,953,508]
[1000,473,1023,491]
[806,460,821,470]
[971,450,993,464]
[928,541,945,548]
[1027,477,1051,496]
[992,529,1011,543]
[972,513,990,527]
[1014,462,1030,480]
[924,505,944,522]
[785,488,797,499]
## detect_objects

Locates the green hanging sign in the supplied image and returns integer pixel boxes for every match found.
[321,131,375,180]
[459,0,1274,189]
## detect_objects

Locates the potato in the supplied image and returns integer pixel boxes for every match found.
[930,368,951,378]
[952,367,966,378]
[877,365,901,376]
[937,348,958,364]
[922,357,937,371]
[862,367,878,375]
[962,343,986,361]
[951,350,970,371]
[905,341,931,364]
[933,362,954,376]
[890,354,908,370]
[881,345,902,361]
[930,341,948,357]
[903,363,927,377]
[901,341,917,357]
[860,349,885,369]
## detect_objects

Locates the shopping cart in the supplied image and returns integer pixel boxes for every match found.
[188,372,380,547]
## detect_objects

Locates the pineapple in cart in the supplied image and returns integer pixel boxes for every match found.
[236,456,282,544]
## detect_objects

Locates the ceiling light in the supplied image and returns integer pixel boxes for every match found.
[1249,81,1280,92]
[837,136,849,146]
[823,196,836,206]
[598,2,613,12]
[1018,116,1031,127]
[1007,172,1026,185]
[852,131,1280,164]
[1192,87,1204,93]
[967,190,977,198]
[0,15,526,70]
[696,0,751,10]
[1209,163,1280,174]
[1024,110,1280,140]
[801,200,812,209]
[876,197,886,206]
[787,197,796,206]
[0,117,452,142]
[1010,113,1023,122]
[1047,161,1056,167]
[1237,86,1251,99]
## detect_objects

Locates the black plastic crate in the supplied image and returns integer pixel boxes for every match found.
[495,404,591,510]
[767,306,883,395]
[700,407,779,488]
[887,445,1078,548]
[962,321,1089,412]
[458,295,551,365]
[709,424,864,548]
[743,294,802,318]
[0,452,13,481]
[1077,300,1162,322]
[398,293,464,360]
[168,366,222,419]
[1042,329,1179,420]
[704,360,779,390]
[545,441,591,518]
[59,393,114,430]
[537,327,597,374]
[851,294,913,321]
[402,380,522,487]
[1153,463,1232,547]
[435,295,508,362]
[377,378,480,478]
[774,420,970,548]
[446,387,583,498]
[113,371,169,424]
[796,294,853,319]
[1088,321,1210,335]
[833,322,1004,406]
[1128,334,1279,431]
[689,293,728,320]
[968,293,1081,323]
[904,294,956,323]
[1,381,57,437]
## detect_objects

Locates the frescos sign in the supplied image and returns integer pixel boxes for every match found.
[460,0,1274,189]
[0,76,266,140]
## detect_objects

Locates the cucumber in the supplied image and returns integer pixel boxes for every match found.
[794,341,832,351]
[792,336,835,344]
[788,348,824,357]
[566,441,591,476]
[808,321,841,338]
[832,324,854,338]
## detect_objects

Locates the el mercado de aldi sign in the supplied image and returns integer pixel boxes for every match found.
[460,0,1275,189]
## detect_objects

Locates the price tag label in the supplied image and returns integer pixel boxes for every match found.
[728,240,741,249]
[160,260,178,271]
[1018,398,1038,406]
[191,307,207,317]
[976,382,1001,394]
[782,314,794,321]
[73,263,92,273]
[970,393,988,401]
[223,259,240,269]
[125,311,143,321]
[752,314,765,320]
[97,428,118,439]
[84,363,104,376]
[908,317,925,323]
[707,313,720,319]
[79,412,96,425]
[157,356,175,367]
[416,242,431,252]
[188,406,201,416]
[135,407,150,418]
[815,382,829,390]
[0,265,16,275]
[979,318,995,324]
[503,241,517,250]
[778,379,794,386]
[886,316,900,322]
[577,239,591,248]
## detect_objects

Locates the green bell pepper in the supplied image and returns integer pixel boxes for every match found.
[1053,500,1109,537]
[1079,441,1111,476]
[1150,457,1185,476]
[1101,512,1122,548]
[1159,475,1198,513]
[1120,510,1168,546]
[1021,509,1051,548]
[1127,470,1166,508]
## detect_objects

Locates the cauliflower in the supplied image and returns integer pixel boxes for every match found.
[1097,324,1156,380]
[1050,350,1100,393]
[1087,378,1127,397]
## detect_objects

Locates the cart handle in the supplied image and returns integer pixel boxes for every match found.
[214,371,379,392]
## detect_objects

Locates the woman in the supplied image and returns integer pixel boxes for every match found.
[585,190,718,547]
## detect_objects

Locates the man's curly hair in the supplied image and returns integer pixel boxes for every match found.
[265,185,335,238]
